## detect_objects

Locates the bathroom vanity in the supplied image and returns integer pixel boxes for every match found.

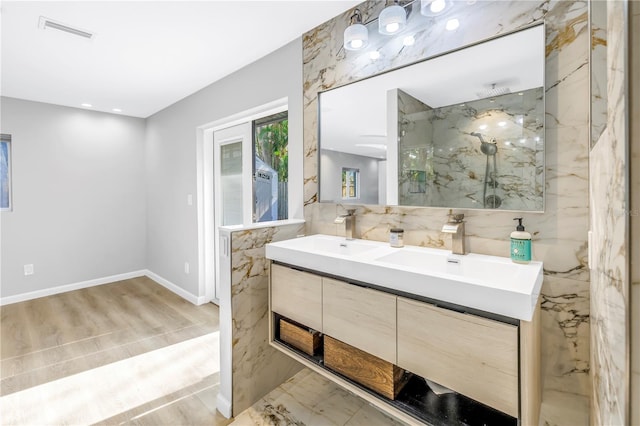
[266,234,543,426]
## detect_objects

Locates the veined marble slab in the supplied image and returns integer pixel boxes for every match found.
[302,0,591,416]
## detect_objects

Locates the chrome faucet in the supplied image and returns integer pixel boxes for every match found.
[334,209,357,240]
[442,210,467,255]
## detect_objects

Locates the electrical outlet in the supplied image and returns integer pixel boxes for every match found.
[24,264,34,276]
[184,262,190,274]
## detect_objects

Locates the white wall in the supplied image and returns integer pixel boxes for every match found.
[145,39,303,298]
[0,97,146,299]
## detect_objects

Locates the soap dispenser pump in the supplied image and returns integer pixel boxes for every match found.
[510,217,531,264]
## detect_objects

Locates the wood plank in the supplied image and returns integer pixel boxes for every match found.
[397,297,519,417]
[322,278,397,364]
[270,264,322,331]
[520,300,541,425]
[324,336,409,400]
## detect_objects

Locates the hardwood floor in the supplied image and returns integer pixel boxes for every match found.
[0,276,231,425]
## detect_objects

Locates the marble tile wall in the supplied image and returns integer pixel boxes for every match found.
[228,222,305,416]
[631,4,639,424]
[589,0,630,424]
[302,0,591,419]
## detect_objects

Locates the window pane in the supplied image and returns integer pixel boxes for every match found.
[220,141,243,226]
[1,134,11,212]
[254,112,288,222]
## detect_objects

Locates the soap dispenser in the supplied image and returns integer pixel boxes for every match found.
[510,217,531,264]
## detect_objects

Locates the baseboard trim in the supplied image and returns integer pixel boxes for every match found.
[144,270,209,306]
[0,270,147,306]
[216,394,232,419]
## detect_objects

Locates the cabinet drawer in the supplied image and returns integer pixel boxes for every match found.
[271,264,322,331]
[397,297,518,417]
[323,278,396,364]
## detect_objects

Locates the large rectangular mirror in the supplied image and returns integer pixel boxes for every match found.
[319,24,545,211]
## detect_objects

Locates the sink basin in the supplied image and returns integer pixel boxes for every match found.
[284,234,380,256]
[266,234,543,321]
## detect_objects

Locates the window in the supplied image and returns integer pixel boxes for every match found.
[1,134,12,212]
[342,167,359,200]
[253,112,288,222]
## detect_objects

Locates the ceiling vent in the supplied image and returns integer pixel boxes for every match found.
[38,17,94,40]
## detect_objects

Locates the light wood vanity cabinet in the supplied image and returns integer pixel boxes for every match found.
[269,262,540,425]
[322,278,397,364]
[270,263,322,331]
[397,297,519,417]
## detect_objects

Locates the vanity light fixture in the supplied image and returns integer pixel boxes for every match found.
[344,9,368,51]
[378,1,407,35]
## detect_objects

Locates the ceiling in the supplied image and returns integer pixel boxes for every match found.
[1,1,360,118]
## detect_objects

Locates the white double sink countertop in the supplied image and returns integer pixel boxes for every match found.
[265,234,543,321]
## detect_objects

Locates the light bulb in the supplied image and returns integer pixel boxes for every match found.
[351,39,363,49]
[386,22,400,33]
[403,35,415,46]
[445,18,459,31]
[430,0,446,13]
[421,0,450,16]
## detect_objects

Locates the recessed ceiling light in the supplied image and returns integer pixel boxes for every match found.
[112,108,122,113]
[81,103,92,108]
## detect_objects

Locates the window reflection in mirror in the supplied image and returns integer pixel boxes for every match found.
[318,25,545,212]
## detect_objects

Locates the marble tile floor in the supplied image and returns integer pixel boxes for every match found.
[232,368,590,426]
[231,369,404,426]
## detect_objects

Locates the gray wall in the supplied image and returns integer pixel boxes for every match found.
[0,97,146,298]
[145,39,303,297]
[320,149,379,205]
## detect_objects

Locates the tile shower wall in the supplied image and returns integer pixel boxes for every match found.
[398,88,544,211]
[590,0,632,424]
[302,0,591,418]
[228,223,305,416]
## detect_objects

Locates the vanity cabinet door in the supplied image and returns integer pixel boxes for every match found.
[322,278,397,364]
[397,297,518,417]
[271,264,322,331]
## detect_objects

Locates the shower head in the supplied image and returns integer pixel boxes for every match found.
[470,132,486,143]
[476,83,511,99]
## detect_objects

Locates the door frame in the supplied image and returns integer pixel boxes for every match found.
[196,98,287,304]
